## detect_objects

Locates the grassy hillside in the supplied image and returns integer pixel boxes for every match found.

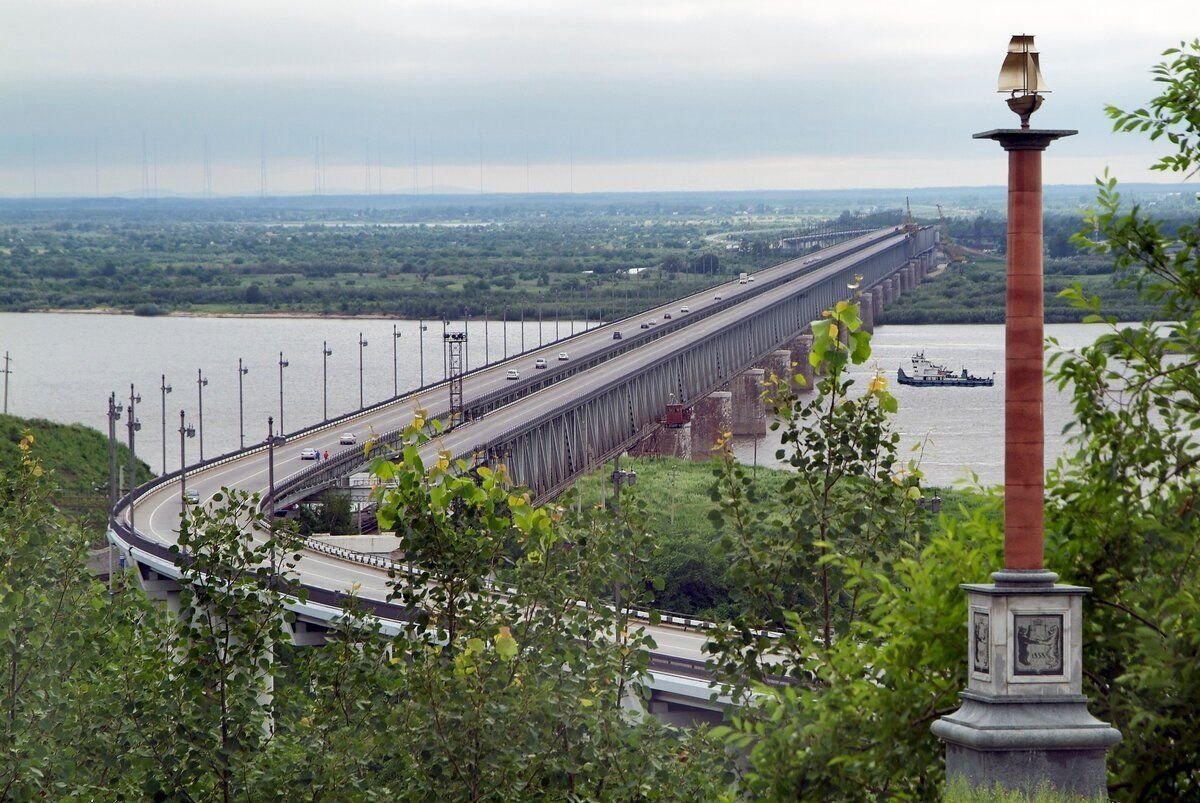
[567,454,985,619]
[0,414,154,538]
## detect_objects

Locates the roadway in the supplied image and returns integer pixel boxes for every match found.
[121,227,909,665]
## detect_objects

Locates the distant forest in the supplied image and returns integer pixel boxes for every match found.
[0,187,1191,321]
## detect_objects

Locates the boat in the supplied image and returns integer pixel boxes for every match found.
[898,352,994,387]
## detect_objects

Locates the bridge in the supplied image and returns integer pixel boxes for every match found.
[109,224,939,724]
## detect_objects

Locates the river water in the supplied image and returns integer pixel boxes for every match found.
[730,323,1104,487]
[0,312,1105,484]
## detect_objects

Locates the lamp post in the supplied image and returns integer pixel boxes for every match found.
[322,341,333,420]
[196,369,208,461]
[933,35,1118,797]
[238,358,249,448]
[419,321,427,386]
[178,409,195,505]
[266,416,286,577]
[610,453,637,613]
[278,352,289,434]
[160,374,172,472]
[106,392,123,511]
[126,384,142,531]
[392,325,402,397]
[1,351,11,414]
[358,332,369,409]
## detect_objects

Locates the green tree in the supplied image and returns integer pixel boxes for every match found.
[1045,39,1200,799]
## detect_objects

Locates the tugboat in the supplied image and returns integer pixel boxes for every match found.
[898,352,994,387]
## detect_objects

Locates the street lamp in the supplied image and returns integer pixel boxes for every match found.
[358,332,369,409]
[266,416,286,577]
[322,341,333,420]
[106,392,123,511]
[196,369,208,461]
[126,384,142,531]
[419,321,428,386]
[238,358,249,448]
[278,352,289,434]
[178,409,195,506]
[160,374,172,472]
[611,452,637,613]
[392,324,402,397]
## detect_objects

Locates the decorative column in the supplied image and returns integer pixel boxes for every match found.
[932,35,1119,798]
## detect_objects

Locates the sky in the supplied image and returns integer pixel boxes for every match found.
[1,0,1196,197]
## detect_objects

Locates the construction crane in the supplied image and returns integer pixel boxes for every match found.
[904,196,918,233]
[936,204,968,265]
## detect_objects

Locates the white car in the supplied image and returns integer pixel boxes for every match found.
[506,369,520,380]
[647,319,658,327]
[680,306,690,313]
[714,294,722,301]
[300,448,319,460]
[747,275,755,282]
[557,352,570,361]
[184,488,200,504]
[534,358,548,369]
[339,432,357,445]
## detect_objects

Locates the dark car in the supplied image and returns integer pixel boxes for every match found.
[663,312,672,320]
[640,322,650,329]
[612,331,622,340]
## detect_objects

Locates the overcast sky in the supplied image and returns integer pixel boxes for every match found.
[1,0,1195,197]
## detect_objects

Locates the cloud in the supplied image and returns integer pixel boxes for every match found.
[0,0,1192,194]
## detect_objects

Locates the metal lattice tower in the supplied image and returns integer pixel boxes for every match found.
[445,331,467,425]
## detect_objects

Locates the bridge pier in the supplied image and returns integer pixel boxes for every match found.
[788,335,815,393]
[872,286,884,320]
[883,276,896,303]
[731,368,766,436]
[859,291,875,333]
[691,391,732,459]
[640,422,693,460]
[759,349,792,389]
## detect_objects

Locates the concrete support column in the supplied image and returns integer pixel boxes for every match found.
[859,291,874,333]
[760,349,792,388]
[645,422,693,460]
[731,368,766,436]
[691,391,732,459]
[872,286,884,320]
[881,277,894,304]
[789,335,815,393]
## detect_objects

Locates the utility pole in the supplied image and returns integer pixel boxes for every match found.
[238,358,249,448]
[126,384,141,532]
[160,374,172,472]
[1,351,10,414]
[196,369,208,461]
[178,410,195,506]
[106,392,123,511]
[322,341,333,419]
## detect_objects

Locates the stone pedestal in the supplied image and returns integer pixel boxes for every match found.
[691,391,732,459]
[731,368,766,436]
[932,570,1120,797]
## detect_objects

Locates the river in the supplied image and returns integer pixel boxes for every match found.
[0,312,1108,484]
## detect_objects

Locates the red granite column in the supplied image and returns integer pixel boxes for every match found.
[1006,146,1045,570]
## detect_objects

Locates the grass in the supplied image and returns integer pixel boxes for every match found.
[0,414,154,540]
[565,454,991,619]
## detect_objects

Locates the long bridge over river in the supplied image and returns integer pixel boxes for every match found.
[110,224,938,724]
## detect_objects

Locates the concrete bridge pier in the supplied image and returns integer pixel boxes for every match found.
[885,276,898,303]
[872,286,884,320]
[759,349,792,389]
[859,291,875,333]
[789,335,815,393]
[691,391,732,459]
[731,368,766,436]
[641,422,693,460]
